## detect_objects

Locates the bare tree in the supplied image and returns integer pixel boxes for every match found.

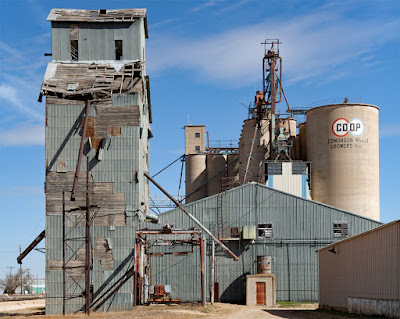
[0,269,29,294]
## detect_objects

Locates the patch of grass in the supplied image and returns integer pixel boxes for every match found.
[200,305,213,313]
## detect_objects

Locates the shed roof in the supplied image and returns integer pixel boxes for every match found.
[47,8,147,22]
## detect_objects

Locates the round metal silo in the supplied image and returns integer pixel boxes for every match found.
[295,135,300,160]
[206,154,227,197]
[185,154,207,203]
[299,122,307,161]
[239,119,268,182]
[227,154,240,188]
[306,103,379,220]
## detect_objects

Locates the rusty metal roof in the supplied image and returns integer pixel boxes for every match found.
[47,8,147,22]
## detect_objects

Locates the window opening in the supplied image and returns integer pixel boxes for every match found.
[70,24,79,61]
[195,132,200,138]
[333,222,348,238]
[258,224,273,238]
[231,227,240,238]
[70,40,78,60]
[115,40,123,60]
[195,146,200,151]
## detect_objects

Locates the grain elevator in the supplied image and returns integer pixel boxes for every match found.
[184,40,380,221]
[40,8,151,314]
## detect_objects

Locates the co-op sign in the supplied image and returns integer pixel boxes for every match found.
[332,118,365,137]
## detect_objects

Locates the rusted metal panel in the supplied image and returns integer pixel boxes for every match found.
[256,282,266,305]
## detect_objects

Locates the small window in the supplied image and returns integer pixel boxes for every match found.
[258,224,273,239]
[333,222,348,238]
[266,163,282,175]
[71,40,78,60]
[195,146,200,151]
[115,40,123,60]
[231,227,239,238]
[195,132,200,138]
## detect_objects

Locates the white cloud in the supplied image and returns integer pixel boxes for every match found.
[0,123,44,146]
[380,124,400,138]
[0,84,44,121]
[147,9,400,87]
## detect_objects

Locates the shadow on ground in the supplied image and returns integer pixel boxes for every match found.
[263,309,385,319]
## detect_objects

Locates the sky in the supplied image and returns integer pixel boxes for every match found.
[0,0,399,279]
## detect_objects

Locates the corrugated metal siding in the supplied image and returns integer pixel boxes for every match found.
[150,183,381,302]
[319,221,400,310]
[45,90,149,314]
[51,21,144,61]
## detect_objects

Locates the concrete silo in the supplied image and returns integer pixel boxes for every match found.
[206,154,227,196]
[306,103,379,220]
[185,154,207,203]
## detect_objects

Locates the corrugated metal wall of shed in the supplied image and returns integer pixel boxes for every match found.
[319,221,400,310]
[149,183,381,302]
[51,21,144,61]
[45,92,148,313]
[150,238,206,302]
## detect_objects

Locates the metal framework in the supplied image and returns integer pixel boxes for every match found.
[135,228,206,306]
[144,172,239,261]
[62,156,93,315]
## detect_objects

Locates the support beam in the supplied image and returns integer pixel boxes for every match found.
[71,100,90,200]
[17,230,45,264]
[85,156,91,315]
[62,191,66,316]
[144,172,238,261]
[200,237,205,306]
[211,240,215,304]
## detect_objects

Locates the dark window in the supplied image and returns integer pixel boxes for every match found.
[231,227,239,238]
[292,162,307,175]
[115,40,123,60]
[195,132,200,138]
[99,9,107,14]
[266,163,282,175]
[70,40,78,60]
[195,146,200,151]
[333,222,349,238]
[258,224,273,239]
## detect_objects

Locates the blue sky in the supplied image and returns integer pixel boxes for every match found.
[0,0,399,279]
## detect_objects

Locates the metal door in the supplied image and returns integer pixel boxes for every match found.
[256,282,265,305]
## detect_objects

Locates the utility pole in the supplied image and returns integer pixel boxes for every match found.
[27,269,30,294]
[7,266,14,276]
[19,245,22,295]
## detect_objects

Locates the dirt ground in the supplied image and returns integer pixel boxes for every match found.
[0,301,383,318]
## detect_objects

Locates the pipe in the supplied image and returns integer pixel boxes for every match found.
[145,213,159,223]
[62,192,66,316]
[144,172,239,261]
[200,237,205,306]
[211,240,215,304]
[17,230,45,264]
[85,156,91,315]
[71,100,91,200]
